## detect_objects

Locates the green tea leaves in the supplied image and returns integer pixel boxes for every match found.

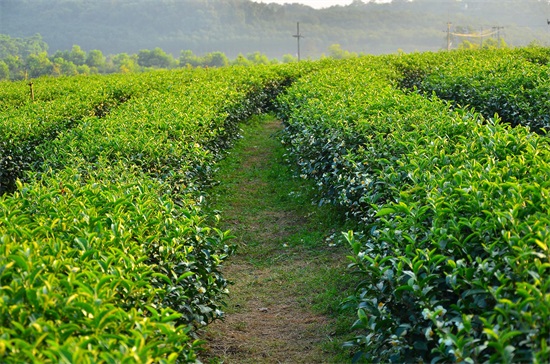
[277,49,550,363]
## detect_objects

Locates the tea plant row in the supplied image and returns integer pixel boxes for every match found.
[276,51,550,363]
[0,65,296,362]
[395,47,550,133]
[0,73,148,194]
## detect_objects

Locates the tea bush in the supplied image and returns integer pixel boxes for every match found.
[0,74,139,194]
[395,48,550,133]
[276,51,550,363]
[0,64,297,361]
[0,166,209,362]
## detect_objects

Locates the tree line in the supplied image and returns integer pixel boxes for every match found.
[0,32,515,81]
[0,34,304,81]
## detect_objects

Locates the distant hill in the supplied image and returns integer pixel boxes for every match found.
[1,0,549,58]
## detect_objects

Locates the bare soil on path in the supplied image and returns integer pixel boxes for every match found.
[200,119,354,363]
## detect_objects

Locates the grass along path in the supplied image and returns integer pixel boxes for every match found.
[200,115,357,363]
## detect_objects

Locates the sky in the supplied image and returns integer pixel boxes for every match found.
[252,0,391,9]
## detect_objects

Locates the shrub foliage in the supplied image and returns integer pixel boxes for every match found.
[276,50,550,363]
[0,65,297,362]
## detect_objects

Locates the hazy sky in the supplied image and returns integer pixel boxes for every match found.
[253,0,391,9]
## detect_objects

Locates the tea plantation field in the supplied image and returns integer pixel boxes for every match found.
[1,47,549,362]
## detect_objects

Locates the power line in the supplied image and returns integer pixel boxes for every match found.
[451,29,498,38]
[445,24,508,50]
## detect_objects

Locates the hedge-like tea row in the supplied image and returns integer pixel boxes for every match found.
[0,74,141,194]
[33,67,295,190]
[395,47,550,133]
[276,53,550,363]
[0,65,296,362]
[0,166,211,362]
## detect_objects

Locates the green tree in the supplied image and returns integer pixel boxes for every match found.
[26,51,52,77]
[52,57,78,76]
[52,50,70,61]
[21,34,48,58]
[0,61,9,80]
[179,50,200,67]
[282,54,297,63]
[137,47,174,68]
[246,51,269,65]
[481,37,508,49]
[0,34,19,59]
[458,40,478,50]
[69,45,86,66]
[232,53,252,66]
[203,51,229,67]
[86,49,106,69]
[77,64,91,74]
[4,55,23,79]
[112,53,139,73]
[327,44,357,59]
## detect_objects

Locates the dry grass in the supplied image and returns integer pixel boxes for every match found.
[203,262,336,364]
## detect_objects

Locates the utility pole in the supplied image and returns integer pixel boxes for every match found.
[447,22,452,51]
[492,26,504,48]
[293,22,303,61]
[480,26,484,48]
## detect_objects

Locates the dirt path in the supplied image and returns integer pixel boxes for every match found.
[200,118,353,363]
